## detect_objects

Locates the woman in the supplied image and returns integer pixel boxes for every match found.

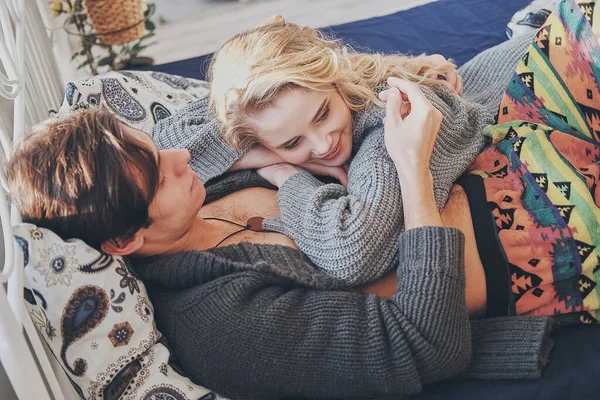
[152,1,600,324]
[152,15,522,289]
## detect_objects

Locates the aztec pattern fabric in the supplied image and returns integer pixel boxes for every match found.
[58,70,210,134]
[14,220,225,396]
[468,0,600,324]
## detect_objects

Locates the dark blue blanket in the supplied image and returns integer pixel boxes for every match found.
[135,0,600,398]
[135,0,532,80]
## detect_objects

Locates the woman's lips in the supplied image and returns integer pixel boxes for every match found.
[322,140,341,160]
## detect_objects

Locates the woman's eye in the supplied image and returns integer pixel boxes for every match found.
[316,107,330,124]
[283,137,301,151]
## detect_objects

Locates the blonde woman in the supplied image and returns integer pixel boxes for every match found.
[152,16,533,287]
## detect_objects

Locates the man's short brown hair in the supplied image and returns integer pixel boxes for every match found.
[7,109,160,248]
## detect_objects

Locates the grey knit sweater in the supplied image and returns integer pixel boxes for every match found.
[133,227,553,400]
[151,33,534,286]
[152,88,489,286]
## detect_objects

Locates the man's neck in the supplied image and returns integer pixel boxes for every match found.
[133,216,236,258]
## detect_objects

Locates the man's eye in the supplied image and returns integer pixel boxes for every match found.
[284,137,301,151]
[316,107,330,124]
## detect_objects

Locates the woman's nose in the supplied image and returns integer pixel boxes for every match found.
[312,134,332,156]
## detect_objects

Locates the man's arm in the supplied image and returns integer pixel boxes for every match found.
[151,226,470,400]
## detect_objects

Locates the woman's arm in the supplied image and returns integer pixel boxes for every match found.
[259,143,406,286]
[152,99,350,185]
[257,80,453,286]
[150,95,244,182]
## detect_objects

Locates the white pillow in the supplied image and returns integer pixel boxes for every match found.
[14,222,224,399]
[506,0,560,39]
[58,70,210,134]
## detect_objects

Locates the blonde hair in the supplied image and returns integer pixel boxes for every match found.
[208,15,456,151]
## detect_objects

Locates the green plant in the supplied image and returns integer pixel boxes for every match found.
[50,0,156,75]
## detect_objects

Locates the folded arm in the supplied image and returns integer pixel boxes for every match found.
[268,133,405,286]
[159,226,469,399]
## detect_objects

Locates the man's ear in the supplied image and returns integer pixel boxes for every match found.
[101,232,144,256]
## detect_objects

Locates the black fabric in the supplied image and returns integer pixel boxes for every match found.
[456,174,514,318]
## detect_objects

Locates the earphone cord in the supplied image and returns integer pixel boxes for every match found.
[203,217,254,247]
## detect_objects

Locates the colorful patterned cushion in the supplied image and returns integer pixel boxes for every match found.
[14,211,222,396]
[58,70,210,134]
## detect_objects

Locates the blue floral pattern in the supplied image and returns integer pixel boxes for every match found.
[17,215,221,398]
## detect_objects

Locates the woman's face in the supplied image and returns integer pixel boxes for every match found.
[252,86,354,167]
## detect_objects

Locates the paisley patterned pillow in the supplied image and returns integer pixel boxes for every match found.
[14,222,224,400]
[58,70,210,134]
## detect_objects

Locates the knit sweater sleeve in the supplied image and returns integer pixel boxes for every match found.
[267,130,403,286]
[150,95,243,183]
[266,85,490,286]
[150,227,470,399]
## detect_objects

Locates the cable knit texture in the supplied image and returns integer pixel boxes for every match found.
[458,31,537,114]
[151,35,532,286]
[138,35,555,399]
[133,227,553,400]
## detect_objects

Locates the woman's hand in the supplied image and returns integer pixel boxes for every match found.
[231,144,284,171]
[234,144,348,186]
[299,162,349,187]
[419,54,463,96]
[380,77,442,177]
[257,163,303,187]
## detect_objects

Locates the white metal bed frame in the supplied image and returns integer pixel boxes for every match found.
[0,0,78,398]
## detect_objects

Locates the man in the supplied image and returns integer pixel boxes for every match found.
[8,109,552,399]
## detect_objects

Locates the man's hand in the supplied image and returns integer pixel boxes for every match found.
[381,77,441,176]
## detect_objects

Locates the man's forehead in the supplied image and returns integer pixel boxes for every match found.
[122,124,158,157]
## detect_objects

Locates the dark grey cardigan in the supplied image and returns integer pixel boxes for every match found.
[131,171,554,400]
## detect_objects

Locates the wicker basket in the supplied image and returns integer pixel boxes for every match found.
[84,0,146,45]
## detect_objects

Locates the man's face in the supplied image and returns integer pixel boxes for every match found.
[122,125,206,247]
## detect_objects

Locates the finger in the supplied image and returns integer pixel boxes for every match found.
[400,101,411,119]
[385,87,402,124]
[445,70,457,88]
[336,169,349,187]
[379,88,409,103]
[386,77,428,107]
[456,75,463,96]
